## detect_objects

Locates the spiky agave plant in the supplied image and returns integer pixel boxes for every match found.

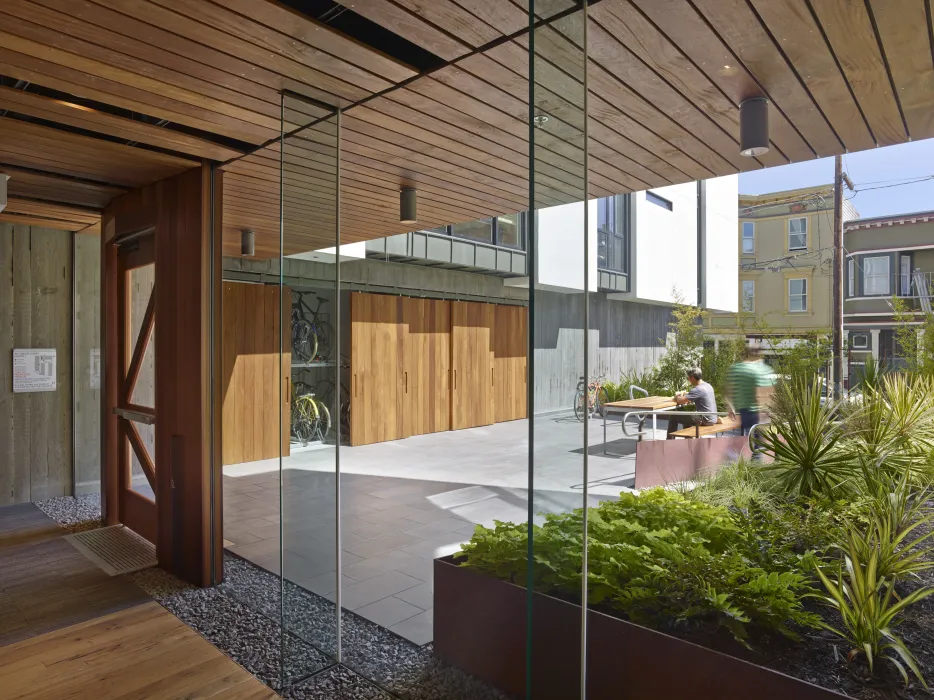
[758,377,855,498]
[814,534,934,687]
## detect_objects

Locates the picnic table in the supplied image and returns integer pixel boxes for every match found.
[602,396,678,454]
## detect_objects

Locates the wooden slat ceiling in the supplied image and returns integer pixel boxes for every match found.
[0,0,930,252]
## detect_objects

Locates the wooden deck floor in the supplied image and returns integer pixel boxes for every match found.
[0,602,279,700]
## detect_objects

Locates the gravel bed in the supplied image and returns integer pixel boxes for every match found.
[34,493,102,532]
[284,666,395,700]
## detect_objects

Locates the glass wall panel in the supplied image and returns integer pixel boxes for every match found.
[529,2,589,698]
[280,95,342,683]
[74,231,101,495]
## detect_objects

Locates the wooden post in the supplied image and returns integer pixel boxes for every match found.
[101,164,222,587]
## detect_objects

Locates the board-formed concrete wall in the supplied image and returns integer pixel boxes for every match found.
[0,223,73,506]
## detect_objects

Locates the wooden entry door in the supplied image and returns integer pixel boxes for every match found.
[494,305,527,423]
[350,292,404,446]
[114,234,157,543]
[451,301,495,430]
[403,297,451,437]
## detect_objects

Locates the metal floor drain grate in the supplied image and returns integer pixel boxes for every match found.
[65,525,156,576]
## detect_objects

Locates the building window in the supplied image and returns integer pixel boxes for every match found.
[863,255,890,295]
[788,278,807,312]
[900,253,913,295]
[646,191,673,210]
[742,222,755,254]
[451,218,493,244]
[851,333,869,350]
[741,280,755,312]
[597,195,628,273]
[848,259,855,297]
[495,213,523,249]
[788,217,807,250]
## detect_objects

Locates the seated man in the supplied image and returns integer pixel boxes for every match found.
[666,367,718,439]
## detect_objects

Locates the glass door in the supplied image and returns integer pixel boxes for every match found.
[115,233,157,543]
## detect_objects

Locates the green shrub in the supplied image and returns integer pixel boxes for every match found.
[456,489,820,646]
[758,378,855,498]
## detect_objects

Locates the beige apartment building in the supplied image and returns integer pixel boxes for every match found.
[706,185,859,342]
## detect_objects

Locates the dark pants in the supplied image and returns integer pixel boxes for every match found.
[739,409,761,436]
[666,414,701,439]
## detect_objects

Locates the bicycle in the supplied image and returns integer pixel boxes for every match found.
[314,374,350,441]
[291,290,334,364]
[574,375,609,422]
[290,380,332,446]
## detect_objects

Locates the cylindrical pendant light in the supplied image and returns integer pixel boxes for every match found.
[241,228,255,257]
[739,97,770,157]
[400,187,417,225]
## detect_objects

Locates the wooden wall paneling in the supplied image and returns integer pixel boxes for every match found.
[494,304,527,423]
[221,281,242,466]
[350,292,404,446]
[451,301,495,431]
[402,297,451,437]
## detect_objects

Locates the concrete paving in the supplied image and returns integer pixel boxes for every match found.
[222,413,639,644]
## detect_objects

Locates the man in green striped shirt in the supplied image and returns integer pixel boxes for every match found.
[726,348,775,436]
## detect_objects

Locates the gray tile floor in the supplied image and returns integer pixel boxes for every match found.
[223,413,638,644]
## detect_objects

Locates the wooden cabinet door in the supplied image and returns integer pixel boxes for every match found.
[494,304,527,423]
[350,292,404,446]
[451,301,495,430]
[403,297,451,438]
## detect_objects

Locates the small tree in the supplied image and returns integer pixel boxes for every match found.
[891,296,934,379]
[702,336,745,397]
[653,289,705,394]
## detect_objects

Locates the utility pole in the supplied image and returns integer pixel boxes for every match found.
[832,156,844,399]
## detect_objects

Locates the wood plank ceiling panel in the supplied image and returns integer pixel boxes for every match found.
[0,117,198,188]
[808,0,907,147]
[0,86,241,161]
[609,0,812,163]
[745,0,875,153]
[3,197,100,225]
[867,0,934,141]
[690,0,845,158]
[0,165,126,209]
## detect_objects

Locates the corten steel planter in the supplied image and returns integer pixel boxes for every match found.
[434,556,846,700]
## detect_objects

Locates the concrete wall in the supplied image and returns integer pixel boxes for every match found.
[532,291,669,413]
[74,232,101,495]
[0,224,73,506]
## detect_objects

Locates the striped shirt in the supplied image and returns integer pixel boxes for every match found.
[727,361,774,412]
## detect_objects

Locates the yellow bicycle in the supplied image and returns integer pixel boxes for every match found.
[291,381,331,445]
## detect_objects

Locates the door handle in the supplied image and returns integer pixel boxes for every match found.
[285,376,290,403]
[453,369,456,390]
[405,371,408,393]
[491,367,494,386]
[353,374,357,398]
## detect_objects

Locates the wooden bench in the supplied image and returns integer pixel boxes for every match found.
[670,416,742,439]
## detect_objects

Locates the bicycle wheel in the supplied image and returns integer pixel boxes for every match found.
[574,388,587,422]
[313,400,332,442]
[291,412,313,446]
[292,321,317,364]
[312,321,334,362]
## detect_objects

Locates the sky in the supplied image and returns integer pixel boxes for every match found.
[737,138,934,220]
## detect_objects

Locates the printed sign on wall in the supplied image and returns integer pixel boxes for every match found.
[13,348,57,393]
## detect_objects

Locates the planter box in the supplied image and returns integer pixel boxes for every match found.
[634,437,753,488]
[434,556,845,700]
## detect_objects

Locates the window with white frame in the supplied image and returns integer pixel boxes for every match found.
[788,217,807,250]
[900,254,913,296]
[742,280,755,312]
[851,333,869,350]
[848,259,855,297]
[788,278,807,312]
[863,255,891,295]
[742,222,755,254]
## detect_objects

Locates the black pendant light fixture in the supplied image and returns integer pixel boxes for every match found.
[241,228,255,257]
[400,187,417,225]
[739,97,770,157]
